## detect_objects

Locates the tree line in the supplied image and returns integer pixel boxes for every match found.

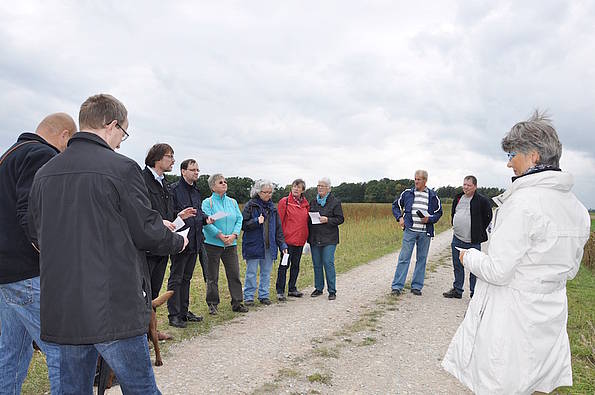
[164,175,504,205]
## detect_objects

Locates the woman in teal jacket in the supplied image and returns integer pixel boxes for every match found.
[201,173,248,314]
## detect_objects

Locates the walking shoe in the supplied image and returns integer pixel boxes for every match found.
[208,304,218,315]
[328,293,336,300]
[185,311,203,322]
[411,289,422,296]
[288,290,303,297]
[311,289,323,297]
[277,293,287,301]
[244,300,255,306]
[442,288,462,299]
[259,298,272,305]
[470,291,474,299]
[391,289,402,296]
[232,304,249,313]
[169,316,187,328]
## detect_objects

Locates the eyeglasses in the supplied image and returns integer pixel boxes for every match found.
[163,154,174,160]
[185,168,199,173]
[218,180,227,184]
[259,191,273,195]
[115,123,129,142]
[507,152,517,161]
[317,185,329,188]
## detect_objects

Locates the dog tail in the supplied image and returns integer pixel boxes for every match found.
[152,290,174,308]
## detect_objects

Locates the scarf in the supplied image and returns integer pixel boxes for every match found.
[512,164,561,182]
[316,193,329,207]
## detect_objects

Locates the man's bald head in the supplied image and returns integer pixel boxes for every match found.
[36,112,77,152]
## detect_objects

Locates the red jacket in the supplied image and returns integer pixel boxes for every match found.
[278,193,309,246]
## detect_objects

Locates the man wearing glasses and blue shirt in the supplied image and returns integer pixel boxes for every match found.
[29,93,188,394]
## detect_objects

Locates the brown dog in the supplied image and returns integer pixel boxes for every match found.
[149,290,174,366]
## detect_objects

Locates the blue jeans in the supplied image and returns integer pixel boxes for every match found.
[58,334,160,395]
[391,229,431,291]
[451,236,480,294]
[244,249,273,301]
[311,244,337,294]
[0,276,61,394]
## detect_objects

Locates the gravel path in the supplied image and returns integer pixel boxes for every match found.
[106,229,471,394]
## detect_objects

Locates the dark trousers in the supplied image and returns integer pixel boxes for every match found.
[204,244,243,308]
[451,235,480,295]
[197,244,208,283]
[147,255,169,300]
[167,250,197,320]
[275,245,303,294]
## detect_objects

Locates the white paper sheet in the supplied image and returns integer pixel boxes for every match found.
[210,211,229,221]
[172,216,185,231]
[455,247,467,252]
[177,228,190,238]
[280,253,289,266]
[309,211,321,224]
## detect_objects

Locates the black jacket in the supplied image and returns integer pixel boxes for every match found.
[28,132,184,345]
[142,166,175,221]
[308,193,344,246]
[170,179,208,253]
[0,133,59,284]
[451,191,493,244]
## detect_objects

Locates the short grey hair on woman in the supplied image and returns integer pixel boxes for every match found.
[501,110,562,167]
[208,173,225,190]
[318,177,331,187]
[250,179,274,198]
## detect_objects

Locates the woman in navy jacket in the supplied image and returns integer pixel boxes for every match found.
[241,180,287,305]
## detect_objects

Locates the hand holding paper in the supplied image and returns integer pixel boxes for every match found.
[281,253,289,266]
[309,212,321,224]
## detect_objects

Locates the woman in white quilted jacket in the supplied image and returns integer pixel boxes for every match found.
[442,111,591,395]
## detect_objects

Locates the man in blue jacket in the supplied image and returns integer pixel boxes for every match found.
[391,170,443,296]
[167,159,213,328]
[0,112,77,394]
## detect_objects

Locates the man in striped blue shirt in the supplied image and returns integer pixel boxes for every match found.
[391,170,443,296]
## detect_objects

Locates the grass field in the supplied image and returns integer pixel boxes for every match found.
[21,203,595,394]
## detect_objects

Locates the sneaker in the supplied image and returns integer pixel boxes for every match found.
[442,288,462,299]
[411,289,422,296]
[244,300,255,306]
[310,289,323,297]
[277,293,287,301]
[208,304,218,315]
[328,293,336,300]
[259,298,272,305]
[232,304,249,313]
[288,290,303,297]
[391,289,402,296]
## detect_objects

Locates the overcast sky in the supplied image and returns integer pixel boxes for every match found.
[2,1,594,207]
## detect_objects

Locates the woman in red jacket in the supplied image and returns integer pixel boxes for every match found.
[275,179,310,301]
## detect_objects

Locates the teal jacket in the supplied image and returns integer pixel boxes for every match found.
[201,193,243,247]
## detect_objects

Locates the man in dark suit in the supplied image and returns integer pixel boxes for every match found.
[167,159,213,328]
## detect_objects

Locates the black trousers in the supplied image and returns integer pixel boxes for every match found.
[167,250,197,319]
[276,244,304,294]
[204,243,243,308]
[197,243,208,283]
[147,255,169,300]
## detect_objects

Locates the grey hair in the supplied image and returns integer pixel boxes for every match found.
[208,173,225,190]
[415,170,428,180]
[318,177,331,187]
[250,179,274,198]
[501,110,562,167]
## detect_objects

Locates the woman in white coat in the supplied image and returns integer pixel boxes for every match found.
[442,111,591,394]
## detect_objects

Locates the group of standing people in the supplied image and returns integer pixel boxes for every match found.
[0,91,346,395]
[0,96,591,395]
